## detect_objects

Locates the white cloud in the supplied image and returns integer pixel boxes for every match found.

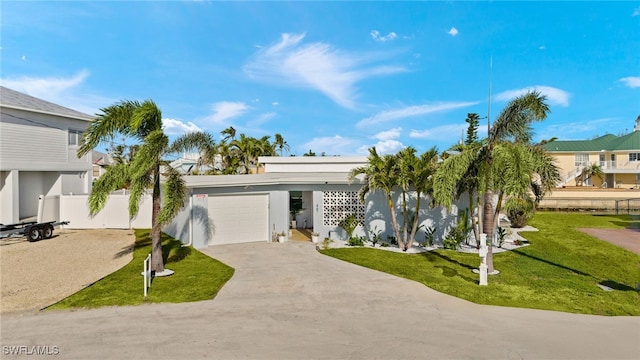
[372,127,402,141]
[272,101,279,106]
[207,101,250,124]
[633,7,640,16]
[410,123,488,143]
[619,77,640,88]
[244,32,406,109]
[448,27,459,36]
[356,101,479,128]
[2,70,89,99]
[302,135,361,156]
[539,45,546,50]
[247,112,276,127]
[0,70,113,115]
[162,118,202,135]
[358,139,405,155]
[370,30,398,42]
[494,86,570,107]
[538,118,621,141]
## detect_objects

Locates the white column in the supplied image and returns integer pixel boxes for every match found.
[0,170,20,224]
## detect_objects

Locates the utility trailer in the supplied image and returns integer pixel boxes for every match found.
[0,221,70,242]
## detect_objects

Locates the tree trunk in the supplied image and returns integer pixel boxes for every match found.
[387,195,403,249]
[482,190,495,274]
[492,191,505,235]
[469,191,480,248]
[151,170,165,273]
[407,193,422,249]
[401,191,408,250]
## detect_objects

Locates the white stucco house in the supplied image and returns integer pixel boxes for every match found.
[165,156,462,248]
[0,86,94,224]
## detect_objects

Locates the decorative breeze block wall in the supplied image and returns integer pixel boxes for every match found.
[322,191,365,226]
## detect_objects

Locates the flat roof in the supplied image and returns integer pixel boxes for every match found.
[184,172,365,188]
[258,156,367,164]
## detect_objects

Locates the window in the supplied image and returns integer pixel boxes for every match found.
[574,153,589,167]
[68,129,83,146]
[629,153,640,162]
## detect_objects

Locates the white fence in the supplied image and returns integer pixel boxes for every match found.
[56,192,152,229]
[37,195,60,223]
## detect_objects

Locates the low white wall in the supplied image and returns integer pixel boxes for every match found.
[59,193,152,229]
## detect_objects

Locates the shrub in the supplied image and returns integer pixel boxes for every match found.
[387,235,398,245]
[368,226,382,247]
[322,237,334,250]
[424,226,436,246]
[443,227,465,250]
[338,214,360,239]
[347,236,365,247]
[505,196,535,228]
[497,226,508,248]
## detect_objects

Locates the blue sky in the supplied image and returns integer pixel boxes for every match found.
[2,1,639,156]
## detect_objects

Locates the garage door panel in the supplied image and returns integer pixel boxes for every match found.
[208,194,268,245]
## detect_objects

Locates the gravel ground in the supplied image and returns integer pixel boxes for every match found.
[0,228,134,314]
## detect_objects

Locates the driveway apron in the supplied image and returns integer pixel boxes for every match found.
[1,241,638,360]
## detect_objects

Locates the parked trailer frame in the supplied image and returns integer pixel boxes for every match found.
[0,221,70,242]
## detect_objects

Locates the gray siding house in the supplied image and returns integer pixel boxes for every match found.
[0,86,93,224]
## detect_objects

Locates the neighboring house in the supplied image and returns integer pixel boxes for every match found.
[92,150,112,180]
[543,116,640,189]
[165,156,462,249]
[0,86,93,224]
[169,152,214,175]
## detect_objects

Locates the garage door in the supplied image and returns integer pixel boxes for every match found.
[208,194,269,245]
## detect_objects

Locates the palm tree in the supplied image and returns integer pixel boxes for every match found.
[576,163,604,186]
[434,91,558,274]
[273,133,290,156]
[221,126,236,142]
[406,147,439,249]
[350,147,403,248]
[78,100,211,274]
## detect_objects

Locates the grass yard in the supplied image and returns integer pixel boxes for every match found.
[321,212,640,316]
[48,229,234,310]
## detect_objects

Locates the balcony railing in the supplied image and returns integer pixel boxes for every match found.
[599,160,617,169]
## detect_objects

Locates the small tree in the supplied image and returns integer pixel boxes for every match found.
[576,163,604,186]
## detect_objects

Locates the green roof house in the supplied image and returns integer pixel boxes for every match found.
[542,116,640,189]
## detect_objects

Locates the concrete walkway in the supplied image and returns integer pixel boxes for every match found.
[578,228,640,255]
[1,242,638,359]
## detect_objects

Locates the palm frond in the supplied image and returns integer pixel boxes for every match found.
[490,91,550,144]
[87,163,130,215]
[158,167,187,225]
[77,100,140,157]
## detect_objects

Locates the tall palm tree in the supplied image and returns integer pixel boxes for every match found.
[350,147,403,248]
[78,100,211,274]
[434,91,557,274]
[221,126,236,142]
[396,147,417,248]
[273,133,290,156]
[406,147,439,249]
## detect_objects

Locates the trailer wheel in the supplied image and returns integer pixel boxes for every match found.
[42,224,54,239]
[27,227,41,242]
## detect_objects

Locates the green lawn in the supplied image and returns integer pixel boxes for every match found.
[321,212,640,316]
[48,229,234,310]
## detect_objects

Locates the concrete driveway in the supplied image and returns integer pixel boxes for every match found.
[1,241,638,359]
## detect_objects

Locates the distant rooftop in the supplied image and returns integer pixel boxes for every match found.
[543,131,640,152]
[0,86,94,121]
